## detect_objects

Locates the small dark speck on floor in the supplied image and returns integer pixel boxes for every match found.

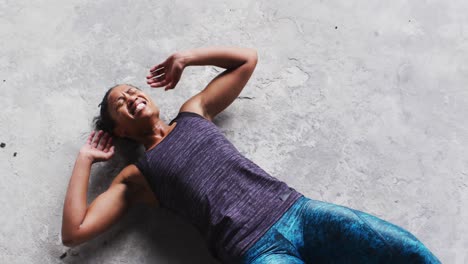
[2,80,5,82]
[335,26,338,29]
[13,152,17,157]
[237,96,254,100]
[59,252,67,259]
[0,142,5,148]
[409,20,411,22]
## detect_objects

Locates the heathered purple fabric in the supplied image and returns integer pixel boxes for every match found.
[133,111,303,262]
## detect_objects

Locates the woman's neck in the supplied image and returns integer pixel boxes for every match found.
[138,119,177,151]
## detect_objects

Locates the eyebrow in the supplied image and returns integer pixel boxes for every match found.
[113,88,135,107]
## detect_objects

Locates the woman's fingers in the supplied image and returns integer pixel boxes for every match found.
[97,133,109,150]
[90,130,113,151]
[92,130,103,148]
[147,73,165,84]
[165,82,174,91]
[149,63,163,72]
[146,69,165,79]
[81,131,115,162]
[150,66,165,75]
[103,137,113,152]
[153,72,166,80]
[104,146,115,159]
[164,74,181,90]
[149,63,165,75]
[148,58,181,90]
[167,75,181,90]
[86,131,96,145]
[150,79,170,88]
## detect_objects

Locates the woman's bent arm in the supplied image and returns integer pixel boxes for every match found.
[61,153,94,245]
[181,46,257,70]
[62,131,129,247]
[181,47,258,120]
[147,47,258,120]
[61,153,129,247]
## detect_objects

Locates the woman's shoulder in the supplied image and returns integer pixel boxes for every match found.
[169,110,209,125]
[172,99,214,124]
[111,164,160,207]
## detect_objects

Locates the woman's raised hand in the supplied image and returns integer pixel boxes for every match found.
[79,130,115,163]
[146,53,186,91]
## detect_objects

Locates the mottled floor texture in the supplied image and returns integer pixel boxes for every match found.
[1,0,467,263]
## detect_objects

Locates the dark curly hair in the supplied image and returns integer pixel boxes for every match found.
[93,85,119,135]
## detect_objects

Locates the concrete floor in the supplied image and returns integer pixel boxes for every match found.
[1,0,467,263]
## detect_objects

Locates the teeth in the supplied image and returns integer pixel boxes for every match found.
[134,103,145,114]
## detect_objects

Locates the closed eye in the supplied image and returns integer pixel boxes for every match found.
[115,97,124,110]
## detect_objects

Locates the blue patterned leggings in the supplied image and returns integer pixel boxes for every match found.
[239,196,440,264]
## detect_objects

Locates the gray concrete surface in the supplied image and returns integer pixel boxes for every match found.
[1,0,467,263]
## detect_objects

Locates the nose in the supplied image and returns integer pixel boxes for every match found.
[127,94,137,109]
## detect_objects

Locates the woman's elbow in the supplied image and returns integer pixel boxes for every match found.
[61,230,84,247]
[247,48,258,65]
[62,236,87,247]
[242,49,257,73]
[62,236,77,247]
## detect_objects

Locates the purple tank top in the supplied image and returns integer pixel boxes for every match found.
[133,112,302,262]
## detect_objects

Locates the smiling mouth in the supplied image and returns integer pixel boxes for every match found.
[131,100,147,115]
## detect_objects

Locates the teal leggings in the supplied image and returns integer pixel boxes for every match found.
[238,196,440,264]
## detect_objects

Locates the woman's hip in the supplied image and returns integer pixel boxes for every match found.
[239,196,440,264]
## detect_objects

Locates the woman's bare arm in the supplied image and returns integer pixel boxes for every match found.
[147,47,258,120]
[61,131,151,247]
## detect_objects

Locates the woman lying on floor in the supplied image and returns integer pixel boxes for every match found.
[61,46,440,263]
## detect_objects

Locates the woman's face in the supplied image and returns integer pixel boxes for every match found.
[107,84,159,138]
